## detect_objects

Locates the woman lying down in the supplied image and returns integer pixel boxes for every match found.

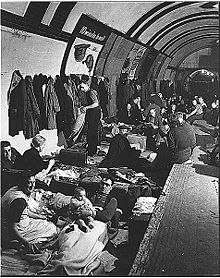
[1,170,119,274]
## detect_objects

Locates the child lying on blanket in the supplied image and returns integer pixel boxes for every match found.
[67,187,96,233]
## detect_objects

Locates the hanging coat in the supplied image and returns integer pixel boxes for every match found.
[7,70,25,136]
[44,76,60,129]
[97,80,109,105]
[33,74,47,130]
[23,76,41,139]
[54,76,75,139]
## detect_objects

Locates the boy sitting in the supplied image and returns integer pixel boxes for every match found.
[67,187,96,233]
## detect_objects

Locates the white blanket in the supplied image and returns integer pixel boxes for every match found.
[38,220,108,275]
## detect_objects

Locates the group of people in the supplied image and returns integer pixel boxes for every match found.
[1,169,121,252]
[1,76,218,257]
[108,91,201,168]
[1,135,123,253]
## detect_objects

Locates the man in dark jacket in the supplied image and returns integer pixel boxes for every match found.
[168,112,196,164]
[1,141,22,195]
[1,141,21,170]
[98,125,137,169]
[98,125,151,172]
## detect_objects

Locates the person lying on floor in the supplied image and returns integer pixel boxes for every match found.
[1,170,59,253]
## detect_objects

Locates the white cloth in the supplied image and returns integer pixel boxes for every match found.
[132,196,157,215]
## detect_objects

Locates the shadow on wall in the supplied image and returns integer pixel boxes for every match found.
[192,163,219,178]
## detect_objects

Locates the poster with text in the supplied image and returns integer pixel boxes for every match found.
[65,14,111,76]
[65,37,103,76]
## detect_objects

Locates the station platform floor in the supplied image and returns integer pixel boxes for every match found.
[129,119,219,276]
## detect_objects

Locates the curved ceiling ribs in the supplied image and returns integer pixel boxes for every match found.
[1,1,219,80]
[174,46,216,68]
[151,12,218,46]
[24,2,50,25]
[132,2,197,40]
[170,35,219,57]
[49,2,76,30]
[126,2,172,37]
[147,12,218,47]
[124,2,218,77]
[161,26,219,53]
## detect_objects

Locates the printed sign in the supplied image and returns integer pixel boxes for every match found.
[65,14,111,75]
[121,43,146,79]
[66,37,103,75]
[74,14,111,45]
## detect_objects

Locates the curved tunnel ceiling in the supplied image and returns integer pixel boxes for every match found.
[170,38,219,68]
[1,1,219,70]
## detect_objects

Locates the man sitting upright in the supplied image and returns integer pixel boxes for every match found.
[1,141,22,195]
[1,141,21,170]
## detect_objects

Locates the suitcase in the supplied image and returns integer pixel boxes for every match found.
[59,148,88,167]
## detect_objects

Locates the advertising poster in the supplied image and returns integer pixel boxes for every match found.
[65,14,111,76]
[121,43,147,79]
[66,37,103,76]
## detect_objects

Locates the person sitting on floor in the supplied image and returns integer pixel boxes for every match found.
[1,141,23,195]
[117,102,134,125]
[128,94,143,125]
[168,112,196,164]
[198,96,207,118]
[67,187,96,233]
[18,134,55,176]
[1,170,58,252]
[143,108,164,151]
[98,125,151,172]
[1,141,22,170]
[186,98,203,125]
[98,125,139,169]
[167,103,177,121]
[118,94,143,125]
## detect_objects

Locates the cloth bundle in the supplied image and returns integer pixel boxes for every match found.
[132,196,157,216]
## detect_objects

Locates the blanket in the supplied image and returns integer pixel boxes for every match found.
[38,220,108,275]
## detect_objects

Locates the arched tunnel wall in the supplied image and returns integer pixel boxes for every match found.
[1,10,218,154]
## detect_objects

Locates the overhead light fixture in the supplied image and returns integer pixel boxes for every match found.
[200,2,219,9]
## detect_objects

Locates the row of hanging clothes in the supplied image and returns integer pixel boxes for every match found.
[8,70,81,139]
[7,70,111,140]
